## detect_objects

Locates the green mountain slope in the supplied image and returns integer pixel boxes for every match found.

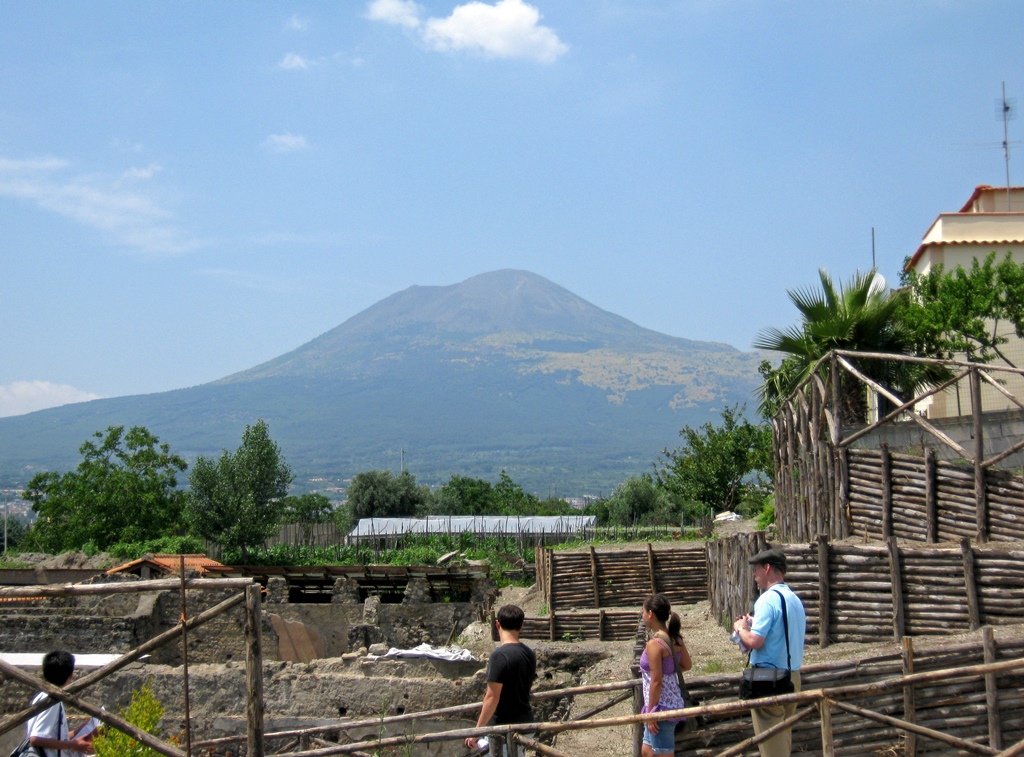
[0,270,764,495]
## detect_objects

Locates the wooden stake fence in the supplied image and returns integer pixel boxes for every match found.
[535,544,707,613]
[709,533,1024,647]
[773,350,1024,545]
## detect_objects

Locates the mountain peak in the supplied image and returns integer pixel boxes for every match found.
[341,269,619,337]
[224,270,721,382]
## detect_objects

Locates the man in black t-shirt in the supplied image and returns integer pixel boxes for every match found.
[465,604,537,755]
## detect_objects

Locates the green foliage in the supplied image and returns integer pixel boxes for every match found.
[338,470,428,532]
[901,251,1024,366]
[603,474,675,526]
[754,268,942,422]
[282,493,334,524]
[186,419,293,559]
[106,535,206,561]
[281,492,334,546]
[656,405,772,515]
[92,680,168,757]
[493,470,541,514]
[1,517,29,551]
[756,497,775,530]
[426,475,494,515]
[24,426,187,553]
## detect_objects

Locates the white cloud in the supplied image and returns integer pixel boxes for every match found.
[0,156,200,255]
[0,380,101,418]
[278,53,310,70]
[424,0,567,61]
[262,133,308,153]
[368,0,567,62]
[285,14,309,32]
[119,163,162,182]
[366,0,423,28]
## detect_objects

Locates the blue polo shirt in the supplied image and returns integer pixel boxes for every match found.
[749,583,806,670]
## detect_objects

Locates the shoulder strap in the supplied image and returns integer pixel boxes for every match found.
[653,632,688,700]
[770,586,792,671]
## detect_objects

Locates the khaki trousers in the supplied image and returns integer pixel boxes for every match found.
[750,670,802,757]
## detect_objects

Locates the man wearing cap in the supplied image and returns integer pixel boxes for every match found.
[732,548,807,757]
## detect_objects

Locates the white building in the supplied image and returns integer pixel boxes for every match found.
[905,185,1024,418]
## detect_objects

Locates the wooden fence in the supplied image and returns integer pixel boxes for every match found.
[625,619,1024,756]
[535,544,708,614]
[773,350,1024,544]
[709,532,1024,647]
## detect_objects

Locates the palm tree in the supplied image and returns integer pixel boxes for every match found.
[754,268,938,423]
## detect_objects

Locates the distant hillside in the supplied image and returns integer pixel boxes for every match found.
[0,270,765,495]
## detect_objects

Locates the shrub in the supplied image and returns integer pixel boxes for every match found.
[92,680,170,757]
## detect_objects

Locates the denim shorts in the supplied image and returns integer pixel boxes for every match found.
[643,721,677,754]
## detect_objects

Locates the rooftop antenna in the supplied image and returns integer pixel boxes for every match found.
[997,81,1016,210]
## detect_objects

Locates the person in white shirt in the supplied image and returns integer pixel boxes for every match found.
[27,651,94,757]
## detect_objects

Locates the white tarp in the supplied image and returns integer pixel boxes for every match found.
[349,515,595,538]
[369,643,476,661]
[0,653,132,667]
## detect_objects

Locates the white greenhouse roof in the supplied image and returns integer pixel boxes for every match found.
[349,515,595,537]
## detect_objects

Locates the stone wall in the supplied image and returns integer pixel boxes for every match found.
[0,572,492,666]
[850,407,1024,467]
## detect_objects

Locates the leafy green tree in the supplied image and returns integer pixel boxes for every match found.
[339,470,427,532]
[427,475,495,515]
[282,492,334,546]
[656,405,772,515]
[605,474,675,526]
[754,268,942,422]
[186,420,293,559]
[2,516,30,551]
[282,493,334,524]
[24,426,187,553]
[493,470,540,515]
[901,251,1024,366]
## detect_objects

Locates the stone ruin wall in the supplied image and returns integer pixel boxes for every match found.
[0,570,506,756]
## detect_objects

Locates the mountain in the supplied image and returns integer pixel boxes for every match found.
[0,270,765,495]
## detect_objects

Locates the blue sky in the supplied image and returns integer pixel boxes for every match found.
[1,0,1021,417]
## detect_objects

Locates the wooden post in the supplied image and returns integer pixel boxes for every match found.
[590,546,601,608]
[179,556,192,757]
[246,582,265,757]
[887,537,905,642]
[971,366,988,543]
[817,534,830,648]
[925,448,938,544]
[830,351,842,445]
[983,626,1003,750]
[881,444,893,540]
[598,610,606,642]
[549,611,555,642]
[961,537,981,630]
[902,636,917,757]
[838,446,851,540]
[632,677,644,757]
[646,543,657,596]
[819,697,835,757]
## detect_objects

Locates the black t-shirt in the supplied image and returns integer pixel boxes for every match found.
[486,641,536,725]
